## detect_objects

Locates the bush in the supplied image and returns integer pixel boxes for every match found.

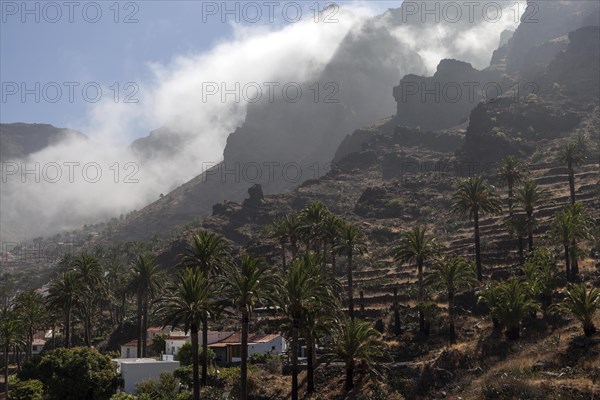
[135,372,179,400]
[36,347,120,400]
[9,378,44,400]
[175,342,216,366]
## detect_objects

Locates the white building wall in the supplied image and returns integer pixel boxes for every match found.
[117,360,180,394]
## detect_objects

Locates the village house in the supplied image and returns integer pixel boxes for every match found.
[209,333,287,364]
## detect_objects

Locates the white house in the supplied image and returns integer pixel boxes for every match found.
[210,333,287,364]
[120,327,179,358]
[112,356,180,394]
[164,331,235,357]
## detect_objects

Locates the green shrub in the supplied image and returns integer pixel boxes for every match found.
[8,378,44,400]
[110,393,138,400]
[36,347,119,400]
[175,342,216,366]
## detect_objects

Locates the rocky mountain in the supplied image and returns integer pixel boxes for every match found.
[0,123,86,161]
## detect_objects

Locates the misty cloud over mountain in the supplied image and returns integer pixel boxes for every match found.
[1,1,528,242]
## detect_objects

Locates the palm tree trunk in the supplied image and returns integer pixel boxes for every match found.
[345,364,354,391]
[568,167,576,205]
[417,259,425,334]
[142,296,149,357]
[241,310,249,400]
[280,242,287,271]
[306,334,315,394]
[65,305,72,348]
[347,253,354,319]
[291,317,299,400]
[4,342,9,400]
[571,240,579,279]
[448,290,456,343]
[564,244,571,281]
[191,323,200,400]
[518,237,524,264]
[508,184,513,217]
[527,210,534,252]
[202,315,209,386]
[474,211,483,281]
[136,293,142,357]
[52,323,56,350]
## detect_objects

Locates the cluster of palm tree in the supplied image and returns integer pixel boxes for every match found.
[2,136,596,399]
[156,202,385,400]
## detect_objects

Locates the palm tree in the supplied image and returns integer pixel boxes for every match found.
[13,290,45,360]
[0,306,22,400]
[451,177,502,281]
[393,226,437,334]
[270,217,291,270]
[322,213,343,271]
[335,222,367,319]
[275,254,338,400]
[558,142,585,205]
[516,180,545,251]
[299,201,329,252]
[427,256,478,342]
[551,283,600,336]
[46,271,81,348]
[330,318,390,391]
[157,268,212,400]
[181,230,230,386]
[496,155,527,216]
[505,213,529,264]
[72,253,103,346]
[478,284,503,332]
[221,255,275,400]
[521,248,563,316]
[551,204,591,281]
[127,253,164,358]
[564,202,592,279]
[487,278,538,340]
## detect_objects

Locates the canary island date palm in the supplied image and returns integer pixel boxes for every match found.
[558,142,586,205]
[516,180,545,251]
[322,213,343,271]
[451,177,502,281]
[221,255,275,400]
[521,247,563,316]
[551,203,591,281]
[427,256,478,342]
[485,278,538,340]
[72,252,103,346]
[505,213,529,264]
[330,317,390,391]
[13,290,45,360]
[127,253,164,358]
[299,201,329,252]
[393,226,437,334]
[274,253,338,400]
[181,230,230,386]
[336,222,367,319]
[496,155,527,216]
[564,202,593,279]
[0,306,23,399]
[157,268,213,400]
[46,271,81,348]
[550,283,600,336]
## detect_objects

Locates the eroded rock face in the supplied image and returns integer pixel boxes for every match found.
[393,59,499,132]
[542,26,600,99]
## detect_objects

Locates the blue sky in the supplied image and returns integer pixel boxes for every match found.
[0,1,399,140]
